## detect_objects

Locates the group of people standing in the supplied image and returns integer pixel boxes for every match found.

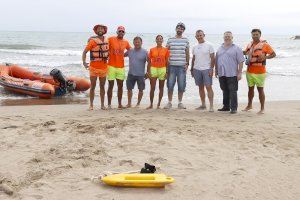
[82,23,276,114]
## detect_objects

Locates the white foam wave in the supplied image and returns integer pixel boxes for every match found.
[0,49,82,56]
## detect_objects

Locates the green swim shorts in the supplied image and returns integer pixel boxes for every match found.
[150,67,167,80]
[246,72,266,87]
[107,65,126,81]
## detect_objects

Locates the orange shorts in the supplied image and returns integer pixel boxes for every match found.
[89,67,108,78]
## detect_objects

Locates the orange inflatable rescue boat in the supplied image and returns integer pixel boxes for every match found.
[0,64,90,98]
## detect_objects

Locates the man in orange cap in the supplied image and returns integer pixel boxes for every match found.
[107,26,131,109]
[82,24,109,110]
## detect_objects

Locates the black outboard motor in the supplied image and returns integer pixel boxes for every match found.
[50,69,76,96]
[50,69,67,87]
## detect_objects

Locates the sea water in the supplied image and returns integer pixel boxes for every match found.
[0,31,299,105]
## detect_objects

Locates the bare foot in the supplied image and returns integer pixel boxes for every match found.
[146,105,153,109]
[242,106,252,111]
[101,106,107,110]
[88,106,94,111]
[125,104,131,109]
[135,104,140,108]
[257,110,265,114]
[156,105,161,109]
[107,105,112,110]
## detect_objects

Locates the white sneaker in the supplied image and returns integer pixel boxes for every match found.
[178,103,186,109]
[209,107,214,112]
[164,102,172,109]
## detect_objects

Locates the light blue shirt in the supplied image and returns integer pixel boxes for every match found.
[216,44,245,77]
[127,48,148,76]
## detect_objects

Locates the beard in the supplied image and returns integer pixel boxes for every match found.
[97,32,104,36]
[176,31,183,36]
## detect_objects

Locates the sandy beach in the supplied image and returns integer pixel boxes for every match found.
[0,101,299,200]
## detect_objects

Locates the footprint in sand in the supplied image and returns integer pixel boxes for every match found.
[75,124,95,134]
[29,194,44,199]
[104,124,115,129]
[0,183,14,196]
[150,156,167,164]
[230,168,246,176]
[119,159,134,166]
[42,121,55,127]
[2,125,18,129]
[148,128,158,133]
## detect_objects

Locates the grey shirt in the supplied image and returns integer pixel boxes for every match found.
[216,44,245,77]
[127,48,148,76]
[167,36,189,66]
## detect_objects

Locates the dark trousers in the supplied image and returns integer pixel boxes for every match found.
[219,76,238,110]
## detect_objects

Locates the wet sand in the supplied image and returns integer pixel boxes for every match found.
[0,101,299,200]
[0,97,87,106]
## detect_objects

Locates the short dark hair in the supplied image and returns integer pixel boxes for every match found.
[224,31,232,35]
[133,36,142,42]
[196,30,205,34]
[251,29,261,35]
[156,35,163,40]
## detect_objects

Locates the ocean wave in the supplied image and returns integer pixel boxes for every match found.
[267,71,300,77]
[0,49,82,56]
[0,59,82,68]
[275,50,300,58]
[0,44,44,50]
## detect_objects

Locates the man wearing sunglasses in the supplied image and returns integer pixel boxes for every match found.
[107,26,131,109]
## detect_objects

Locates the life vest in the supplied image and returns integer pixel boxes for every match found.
[245,40,267,66]
[88,36,109,61]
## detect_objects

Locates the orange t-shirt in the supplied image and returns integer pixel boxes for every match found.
[246,43,274,74]
[148,47,170,68]
[85,39,107,70]
[108,36,131,68]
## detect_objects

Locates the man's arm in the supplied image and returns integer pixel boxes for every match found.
[190,55,195,77]
[259,44,276,61]
[215,53,218,78]
[209,53,215,77]
[146,56,151,78]
[185,47,190,71]
[237,62,243,81]
[82,49,89,69]
[267,51,276,59]
[124,51,129,57]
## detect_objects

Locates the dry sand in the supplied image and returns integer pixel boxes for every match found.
[0,101,299,200]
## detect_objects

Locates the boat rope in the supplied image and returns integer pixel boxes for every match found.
[91,170,140,182]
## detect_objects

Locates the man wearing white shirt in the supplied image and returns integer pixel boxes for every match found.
[191,30,215,112]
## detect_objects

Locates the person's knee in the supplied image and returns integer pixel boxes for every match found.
[108,81,114,88]
[199,85,205,91]
[178,83,186,93]
[257,87,264,91]
[90,83,96,91]
[205,85,213,91]
[117,81,123,88]
[100,84,105,90]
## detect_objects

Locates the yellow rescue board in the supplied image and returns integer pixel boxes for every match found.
[101,173,174,188]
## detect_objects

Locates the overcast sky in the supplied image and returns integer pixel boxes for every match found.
[1,0,299,35]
